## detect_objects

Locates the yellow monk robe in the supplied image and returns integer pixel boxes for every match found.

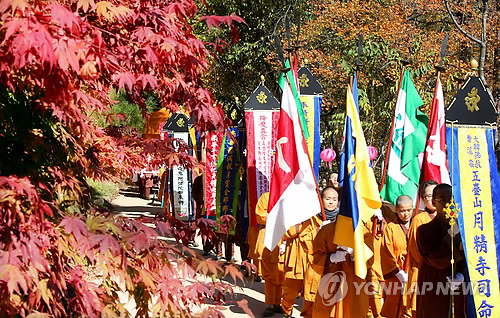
[405,211,433,317]
[380,220,408,318]
[246,193,269,277]
[262,245,284,306]
[302,218,332,318]
[366,216,384,318]
[310,221,372,318]
[256,194,284,306]
[281,215,322,316]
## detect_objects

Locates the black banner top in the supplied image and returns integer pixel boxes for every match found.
[227,104,244,126]
[446,76,497,126]
[298,67,323,95]
[244,84,280,111]
[163,113,192,132]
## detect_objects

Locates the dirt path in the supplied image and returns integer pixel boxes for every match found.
[111,188,303,318]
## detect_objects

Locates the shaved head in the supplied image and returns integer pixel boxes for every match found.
[433,184,452,202]
[396,195,413,208]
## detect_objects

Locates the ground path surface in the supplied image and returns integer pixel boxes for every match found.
[111,187,303,318]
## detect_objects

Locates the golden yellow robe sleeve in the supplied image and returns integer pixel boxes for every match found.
[380,221,408,318]
[380,222,408,276]
[246,192,269,276]
[283,215,322,280]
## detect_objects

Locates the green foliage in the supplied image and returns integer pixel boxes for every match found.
[199,0,313,111]
[86,178,121,207]
[94,90,159,136]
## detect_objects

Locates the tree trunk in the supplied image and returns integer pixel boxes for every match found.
[478,0,488,84]
[494,30,500,101]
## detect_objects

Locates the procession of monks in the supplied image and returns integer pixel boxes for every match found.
[246,178,466,318]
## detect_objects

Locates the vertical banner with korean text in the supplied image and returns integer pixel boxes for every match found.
[238,128,249,241]
[298,67,323,181]
[216,128,241,234]
[300,95,322,180]
[245,110,279,227]
[205,131,223,218]
[447,126,500,317]
[172,132,192,221]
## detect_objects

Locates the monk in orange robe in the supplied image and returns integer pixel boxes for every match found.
[366,213,385,318]
[416,184,466,318]
[302,187,339,318]
[308,218,375,318]
[404,180,437,318]
[281,215,322,317]
[380,195,413,318]
[246,192,268,280]
[256,192,285,317]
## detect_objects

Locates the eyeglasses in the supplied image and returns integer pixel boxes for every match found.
[424,194,433,201]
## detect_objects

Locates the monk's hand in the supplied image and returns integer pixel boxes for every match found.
[319,220,331,229]
[340,245,354,261]
[374,209,383,221]
[446,272,464,291]
[329,250,348,263]
[395,270,408,288]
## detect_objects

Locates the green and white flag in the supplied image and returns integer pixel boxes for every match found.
[380,70,429,205]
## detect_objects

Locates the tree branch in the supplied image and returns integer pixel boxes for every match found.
[444,0,482,45]
[479,0,488,82]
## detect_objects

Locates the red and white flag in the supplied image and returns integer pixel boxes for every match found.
[264,72,321,250]
[421,76,451,185]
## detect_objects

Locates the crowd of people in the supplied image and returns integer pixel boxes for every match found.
[234,175,464,318]
[164,166,466,318]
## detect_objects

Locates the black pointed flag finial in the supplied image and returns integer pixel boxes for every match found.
[436,34,449,72]
[285,16,291,49]
[274,34,290,73]
[295,16,301,50]
[274,34,285,66]
[356,33,364,68]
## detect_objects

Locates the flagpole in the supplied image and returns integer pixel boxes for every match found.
[277,27,325,221]
[416,34,449,213]
[379,66,407,191]
[285,37,325,220]
[414,70,441,216]
[284,69,326,221]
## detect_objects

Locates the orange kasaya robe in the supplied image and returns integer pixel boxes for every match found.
[262,245,284,306]
[309,221,371,318]
[256,194,284,306]
[380,220,409,318]
[366,216,385,318]
[281,215,322,316]
[405,211,434,317]
[246,193,269,277]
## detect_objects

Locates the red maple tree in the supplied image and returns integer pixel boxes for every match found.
[0,0,247,316]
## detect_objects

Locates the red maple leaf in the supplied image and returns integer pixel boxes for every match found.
[236,299,255,318]
[200,14,246,30]
[60,216,89,241]
[93,234,121,256]
[137,74,158,90]
[50,4,81,31]
[113,72,136,91]
[224,264,244,284]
